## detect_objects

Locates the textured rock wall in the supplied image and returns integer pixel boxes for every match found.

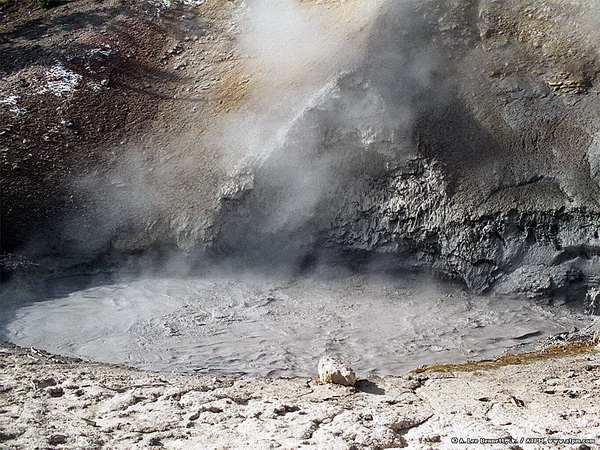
[4,0,597,303]
[212,0,600,301]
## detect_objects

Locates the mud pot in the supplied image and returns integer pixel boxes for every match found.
[1,268,592,377]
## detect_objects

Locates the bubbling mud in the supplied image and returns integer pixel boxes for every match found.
[1,270,592,377]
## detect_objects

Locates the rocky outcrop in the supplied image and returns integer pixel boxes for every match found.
[587,287,600,315]
[212,0,600,302]
[2,0,598,303]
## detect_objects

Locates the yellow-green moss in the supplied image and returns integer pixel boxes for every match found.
[410,341,598,374]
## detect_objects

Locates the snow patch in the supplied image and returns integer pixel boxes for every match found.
[86,48,112,73]
[36,64,83,97]
[0,95,27,118]
[87,82,104,92]
[89,48,112,58]
[152,0,205,7]
[149,0,205,17]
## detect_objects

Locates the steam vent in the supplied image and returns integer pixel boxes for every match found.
[1,0,600,448]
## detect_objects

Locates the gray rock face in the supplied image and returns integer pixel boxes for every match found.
[213,0,600,301]
[11,0,596,305]
[586,287,600,315]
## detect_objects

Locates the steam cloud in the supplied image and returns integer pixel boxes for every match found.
[212,0,443,270]
[38,0,458,273]
[31,0,600,275]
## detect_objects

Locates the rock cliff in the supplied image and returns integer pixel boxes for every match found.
[1,0,599,303]
[214,0,600,302]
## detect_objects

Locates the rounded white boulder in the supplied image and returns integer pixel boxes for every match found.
[317,355,357,386]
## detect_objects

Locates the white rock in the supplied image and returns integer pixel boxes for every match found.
[585,287,600,315]
[317,356,357,386]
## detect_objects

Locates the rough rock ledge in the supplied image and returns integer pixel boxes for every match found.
[1,341,599,449]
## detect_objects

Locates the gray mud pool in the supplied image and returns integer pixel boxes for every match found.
[0,271,591,376]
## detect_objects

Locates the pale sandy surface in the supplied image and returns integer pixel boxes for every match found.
[1,341,599,449]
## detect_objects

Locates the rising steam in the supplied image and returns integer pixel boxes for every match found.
[30,0,600,275]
